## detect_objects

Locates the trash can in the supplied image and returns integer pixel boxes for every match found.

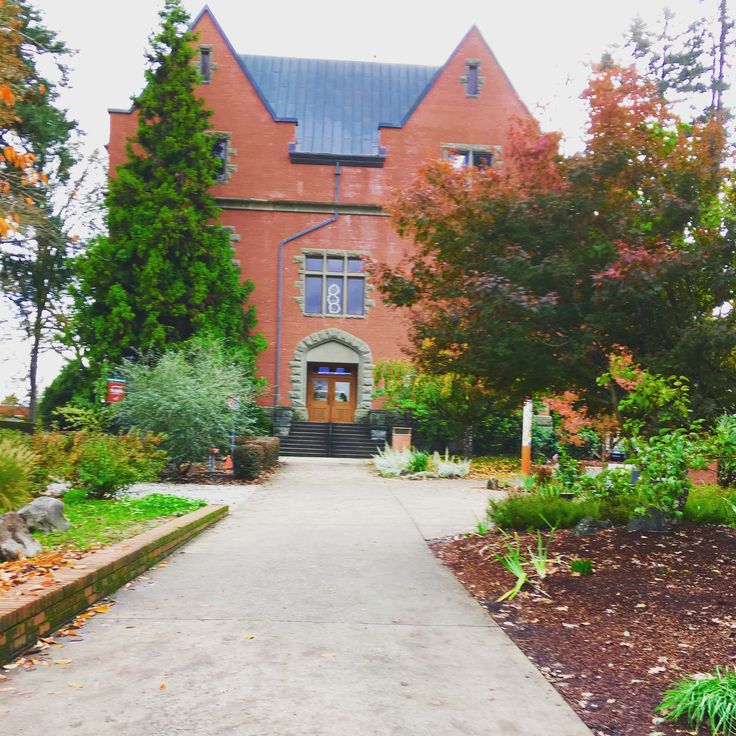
[391,426,412,452]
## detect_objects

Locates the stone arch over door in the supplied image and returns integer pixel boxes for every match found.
[289,328,374,421]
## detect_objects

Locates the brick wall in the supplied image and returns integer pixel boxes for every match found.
[106,10,531,411]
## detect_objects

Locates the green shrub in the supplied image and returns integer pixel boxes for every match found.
[683,484,736,525]
[0,438,36,512]
[407,450,430,473]
[114,340,262,472]
[658,666,736,735]
[232,443,264,481]
[488,494,600,530]
[244,436,280,469]
[570,558,593,575]
[75,433,166,499]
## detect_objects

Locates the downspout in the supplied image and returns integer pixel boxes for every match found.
[274,162,341,410]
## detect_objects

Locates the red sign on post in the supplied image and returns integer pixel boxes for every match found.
[106,378,126,404]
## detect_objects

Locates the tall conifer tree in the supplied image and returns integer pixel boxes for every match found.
[73,0,260,370]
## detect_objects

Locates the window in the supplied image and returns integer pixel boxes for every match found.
[466,63,479,96]
[212,137,228,182]
[444,145,494,170]
[200,46,212,83]
[303,254,366,316]
[462,59,483,97]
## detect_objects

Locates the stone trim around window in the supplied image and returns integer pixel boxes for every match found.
[197,45,218,83]
[460,58,484,97]
[209,131,237,183]
[222,225,241,267]
[293,249,375,319]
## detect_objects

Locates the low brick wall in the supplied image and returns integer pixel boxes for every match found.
[0,504,228,664]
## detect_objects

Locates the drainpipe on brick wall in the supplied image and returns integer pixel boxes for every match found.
[273,163,341,411]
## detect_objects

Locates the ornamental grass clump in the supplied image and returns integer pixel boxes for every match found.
[0,438,36,512]
[372,446,412,476]
[432,450,471,478]
[658,667,736,735]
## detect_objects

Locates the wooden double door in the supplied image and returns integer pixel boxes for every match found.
[306,363,357,423]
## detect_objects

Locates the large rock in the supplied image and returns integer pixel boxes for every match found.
[572,516,611,537]
[18,496,70,533]
[0,513,42,561]
[626,507,669,533]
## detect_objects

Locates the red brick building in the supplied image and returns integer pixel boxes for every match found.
[107,7,529,432]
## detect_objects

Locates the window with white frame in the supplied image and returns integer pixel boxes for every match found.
[303,254,366,316]
[443,144,494,170]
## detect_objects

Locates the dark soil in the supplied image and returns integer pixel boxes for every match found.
[162,462,282,485]
[431,525,736,736]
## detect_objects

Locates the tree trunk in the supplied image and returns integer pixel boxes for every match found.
[462,425,474,458]
[28,314,43,424]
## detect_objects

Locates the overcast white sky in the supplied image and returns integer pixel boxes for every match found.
[0,0,722,401]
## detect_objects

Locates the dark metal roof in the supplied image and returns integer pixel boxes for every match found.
[240,55,440,159]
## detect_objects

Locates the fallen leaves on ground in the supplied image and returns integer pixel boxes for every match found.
[0,550,88,593]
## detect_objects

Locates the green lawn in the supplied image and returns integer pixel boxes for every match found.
[35,490,207,551]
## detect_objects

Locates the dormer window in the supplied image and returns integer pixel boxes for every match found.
[200,45,212,83]
[462,59,483,97]
[466,63,479,96]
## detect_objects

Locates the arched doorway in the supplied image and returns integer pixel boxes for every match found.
[289,328,373,422]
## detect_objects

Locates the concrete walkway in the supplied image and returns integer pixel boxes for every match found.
[0,459,591,735]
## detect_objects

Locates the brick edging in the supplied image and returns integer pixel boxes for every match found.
[0,504,228,663]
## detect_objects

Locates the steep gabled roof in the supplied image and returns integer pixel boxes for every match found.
[240,55,440,160]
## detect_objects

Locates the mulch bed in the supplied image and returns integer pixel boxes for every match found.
[162,462,282,485]
[431,525,736,736]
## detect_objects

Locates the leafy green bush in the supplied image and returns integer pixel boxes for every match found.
[75,433,166,499]
[0,438,36,512]
[714,414,736,488]
[114,340,262,472]
[658,667,736,735]
[243,436,280,469]
[488,494,600,530]
[232,443,264,481]
[570,558,593,575]
[683,485,736,525]
[407,450,430,473]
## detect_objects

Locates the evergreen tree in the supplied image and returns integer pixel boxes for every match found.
[72,0,260,371]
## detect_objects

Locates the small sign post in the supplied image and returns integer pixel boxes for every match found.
[106,378,126,404]
[521,399,533,477]
[227,395,239,459]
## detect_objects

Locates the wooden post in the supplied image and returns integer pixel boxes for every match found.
[521,399,533,477]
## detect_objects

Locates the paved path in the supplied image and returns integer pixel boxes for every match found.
[1,459,591,735]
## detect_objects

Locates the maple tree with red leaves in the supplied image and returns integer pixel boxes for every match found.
[376,63,736,420]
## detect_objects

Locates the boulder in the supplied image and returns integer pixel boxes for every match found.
[572,516,611,537]
[626,507,669,533]
[0,513,42,561]
[18,496,70,533]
